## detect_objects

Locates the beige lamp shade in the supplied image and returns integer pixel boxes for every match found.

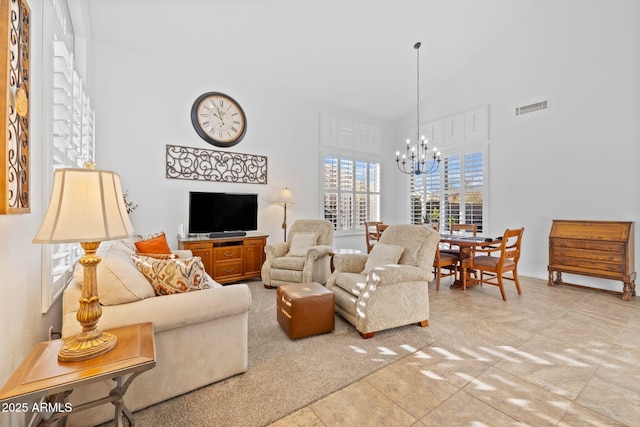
[33,168,134,244]
[274,187,295,206]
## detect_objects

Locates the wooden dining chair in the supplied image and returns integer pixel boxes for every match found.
[375,223,389,240]
[364,221,383,253]
[433,246,458,290]
[460,227,525,300]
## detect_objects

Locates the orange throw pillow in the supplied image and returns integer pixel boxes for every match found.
[134,233,171,254]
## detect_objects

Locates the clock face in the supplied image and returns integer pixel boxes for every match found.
[191,92,247,147]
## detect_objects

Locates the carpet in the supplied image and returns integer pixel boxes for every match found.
[130,280,435,426]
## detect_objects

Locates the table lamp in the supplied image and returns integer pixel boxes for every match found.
[274,187,295,242]
[33,166,133,362]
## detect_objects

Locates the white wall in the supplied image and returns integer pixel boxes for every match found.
[0,1,65,421]
[397,0,640,290]
[86,41,395,253]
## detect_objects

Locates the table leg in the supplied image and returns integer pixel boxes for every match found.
[450,246,476,289]
[110,371,144,427]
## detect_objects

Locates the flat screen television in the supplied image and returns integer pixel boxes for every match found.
[188,192,258,235]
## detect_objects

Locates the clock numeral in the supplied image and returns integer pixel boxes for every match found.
[231,126,238,133]
[233,120,240,125]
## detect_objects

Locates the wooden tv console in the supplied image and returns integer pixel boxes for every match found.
[547,220,636,300]
[178,232,268,284]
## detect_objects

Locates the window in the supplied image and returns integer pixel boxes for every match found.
[41,0,95,312]
[410,145,487,233]
[323,153,380,233]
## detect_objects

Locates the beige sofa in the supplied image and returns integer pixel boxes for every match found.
[61,239,251,426]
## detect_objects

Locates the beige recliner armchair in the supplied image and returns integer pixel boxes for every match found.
[262,219,334,288]
[326,224,440,338]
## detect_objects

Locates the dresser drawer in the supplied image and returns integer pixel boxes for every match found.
[550,238,625,253]
[214,260,243,279]
[550,247,625,263]
[214,246,243,261]
[551,256,624,274]
[184,242,212,250]
[244,238,265,247]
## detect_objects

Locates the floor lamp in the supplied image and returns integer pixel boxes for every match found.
[274,187,295,242]
[33,166,133,362]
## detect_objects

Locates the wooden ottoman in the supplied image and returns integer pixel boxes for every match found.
[277,282,335,339]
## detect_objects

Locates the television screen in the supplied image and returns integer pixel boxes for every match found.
[188,192,258,234]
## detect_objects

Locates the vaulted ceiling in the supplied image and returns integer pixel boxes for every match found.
[81,0,536,121]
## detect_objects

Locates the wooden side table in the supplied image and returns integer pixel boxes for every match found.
[0,322,156,426]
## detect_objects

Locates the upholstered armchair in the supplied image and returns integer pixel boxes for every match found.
[262,219,334,288]
[326,224,440,338]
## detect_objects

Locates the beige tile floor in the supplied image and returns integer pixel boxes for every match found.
[269,276,640,426]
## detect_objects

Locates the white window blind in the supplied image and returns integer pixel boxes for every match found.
[41,0,96,312]
[410,146,487,233]
[322,153,380,233]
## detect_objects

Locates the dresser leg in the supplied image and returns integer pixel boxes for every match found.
[622,281,633,301]
[548,271,563,287]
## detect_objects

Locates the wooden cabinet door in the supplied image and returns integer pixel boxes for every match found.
[244,239,264,276]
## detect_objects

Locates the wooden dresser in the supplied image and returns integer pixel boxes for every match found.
[548,220,636,300]
[178,232,268,284]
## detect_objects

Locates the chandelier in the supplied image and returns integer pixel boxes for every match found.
[395,42,441,176]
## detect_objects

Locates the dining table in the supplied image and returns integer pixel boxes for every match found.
[439,233,501,288]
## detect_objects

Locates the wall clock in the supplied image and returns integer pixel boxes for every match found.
[191,92,247,147]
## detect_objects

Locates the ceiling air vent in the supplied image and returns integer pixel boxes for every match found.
[515,100,549,116]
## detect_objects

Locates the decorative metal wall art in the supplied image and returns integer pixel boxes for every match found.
[0,0,30,214]
[166,144,267,184]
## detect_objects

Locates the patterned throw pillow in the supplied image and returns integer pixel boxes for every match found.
[131,255,210,295]
[137,253,177,260]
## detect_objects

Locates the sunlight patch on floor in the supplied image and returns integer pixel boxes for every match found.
[478,346,520,362]
[498,346,554,365]
[419,369,445,380]
[348,345,367,354]
[468,377,496,391]
[457,347,492,362]
[431,346,464,361]
[543,351,590,367]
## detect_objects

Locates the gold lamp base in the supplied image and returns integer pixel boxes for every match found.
[58,241,118,363]
[58,331,117,363]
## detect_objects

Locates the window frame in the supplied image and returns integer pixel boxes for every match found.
[321,150,381,236]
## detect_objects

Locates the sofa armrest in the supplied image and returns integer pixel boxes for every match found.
[333,253,368,273]
[62,283,251,338]
[368,264,431,285]
[306,245,333,260]
[264,242,289,260]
